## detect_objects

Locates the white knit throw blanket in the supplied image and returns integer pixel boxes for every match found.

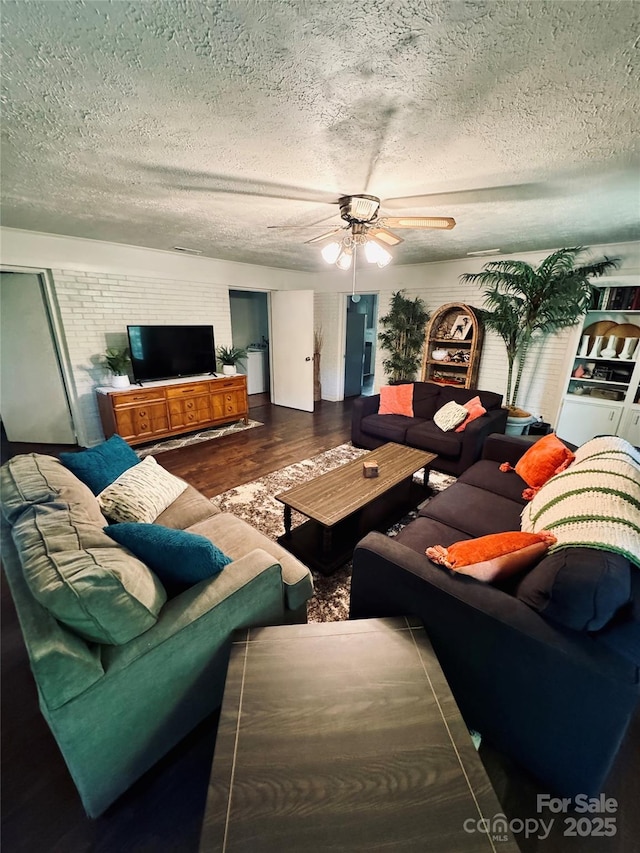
[521,436,640,568]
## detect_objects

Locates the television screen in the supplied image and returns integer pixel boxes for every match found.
[127,325,216,383]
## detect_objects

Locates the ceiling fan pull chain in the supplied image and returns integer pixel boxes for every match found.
[351,245,361,303]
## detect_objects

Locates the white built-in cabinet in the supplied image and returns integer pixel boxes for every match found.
[556,309,640,446]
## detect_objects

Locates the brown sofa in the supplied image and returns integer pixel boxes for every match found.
[351,382,508,475]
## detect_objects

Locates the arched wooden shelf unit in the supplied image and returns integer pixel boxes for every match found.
[421,302,484,389]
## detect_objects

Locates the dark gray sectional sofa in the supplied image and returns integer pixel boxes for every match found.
[349,433,640,798]
[351,382,508,475]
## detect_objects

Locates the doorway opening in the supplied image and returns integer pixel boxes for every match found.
[229,291,270,397]
[344,294,378,398]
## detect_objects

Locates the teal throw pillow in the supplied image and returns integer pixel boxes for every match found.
[105,522,232,592]
[60,435,140,495]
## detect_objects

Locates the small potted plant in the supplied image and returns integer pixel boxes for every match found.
[100,346,131,388]
[217,345,248,376]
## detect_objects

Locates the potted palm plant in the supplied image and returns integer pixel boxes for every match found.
[217,345,248,375]
[378,290,430,384]
[100,346,131,388]
[460,247,620,431]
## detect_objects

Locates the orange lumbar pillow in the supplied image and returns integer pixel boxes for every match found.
[455,395,487,432]
[426,530,557,583]
[500,433,575,499]
[378,384,414,417]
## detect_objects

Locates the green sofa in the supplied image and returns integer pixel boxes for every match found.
[1,453,314,817]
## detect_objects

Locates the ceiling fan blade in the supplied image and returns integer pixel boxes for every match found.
[368,226,404,246]
[377,216,456,230]
[267,212,343,231]
[304,227,346,245]
[384,183,554,209]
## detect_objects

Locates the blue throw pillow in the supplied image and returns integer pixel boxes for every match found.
[104,523,232,592]
[60,435,140,495]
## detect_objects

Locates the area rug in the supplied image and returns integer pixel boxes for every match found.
[136,419,263,457]
[213,443,456,622]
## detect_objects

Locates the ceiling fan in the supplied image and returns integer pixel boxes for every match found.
[269,193,455,270]
[307,193,454,244]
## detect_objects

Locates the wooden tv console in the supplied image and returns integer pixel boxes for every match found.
[96,374,249,446]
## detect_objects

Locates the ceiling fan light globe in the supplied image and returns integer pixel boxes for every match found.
[335,248,353,271]
[364,238,393,267]
[321,241,341,264]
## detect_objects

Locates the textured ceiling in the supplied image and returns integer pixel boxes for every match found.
[1,0,639,272]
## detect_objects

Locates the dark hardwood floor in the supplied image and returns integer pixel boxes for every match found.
[2,397,638,852]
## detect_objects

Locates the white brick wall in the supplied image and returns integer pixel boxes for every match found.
[52,270,232,445]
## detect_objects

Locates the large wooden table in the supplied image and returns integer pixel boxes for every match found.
[199,618,519,853]
[275,443,436,573]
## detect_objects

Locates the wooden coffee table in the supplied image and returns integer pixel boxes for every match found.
[199,618,519,852]
[275,443,436,574]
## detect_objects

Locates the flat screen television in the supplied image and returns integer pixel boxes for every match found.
[127,324,216,383]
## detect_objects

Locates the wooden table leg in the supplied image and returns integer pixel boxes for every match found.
[322,526,332,555]
[283,506,292,538]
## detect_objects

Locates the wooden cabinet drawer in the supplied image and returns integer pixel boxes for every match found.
[165,383,210,399]
[215,377,245,391]
[110,389,164,407]
[168,396,211,429]
[211,390,244,419]
[115,402,169,439]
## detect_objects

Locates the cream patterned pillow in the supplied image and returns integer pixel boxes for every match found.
[97,456,188,523]
[433,400,468,432]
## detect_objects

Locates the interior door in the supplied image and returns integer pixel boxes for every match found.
[0,271,76,443]
[344,312,366,397]
[269,290,314,412]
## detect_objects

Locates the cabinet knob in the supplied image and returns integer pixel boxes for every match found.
[138,410,147,418]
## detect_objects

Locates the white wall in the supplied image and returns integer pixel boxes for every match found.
[2,225,638,442]
[1,227,312,445]
[313,241,640,425]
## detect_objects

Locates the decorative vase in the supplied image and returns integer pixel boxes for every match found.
[587,335,603,358]
[619,337,638,360]
[578,335,590,357]
[111,374,130,388]
[432,348,448,361]
[221,364,236,375]
[313,352,321,401]
[600,335,618,359]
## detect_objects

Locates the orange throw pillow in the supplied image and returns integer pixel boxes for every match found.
[500,433,575,499]
[426,530,556,583]
[455,395,487,432]
[378,384,414,417]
